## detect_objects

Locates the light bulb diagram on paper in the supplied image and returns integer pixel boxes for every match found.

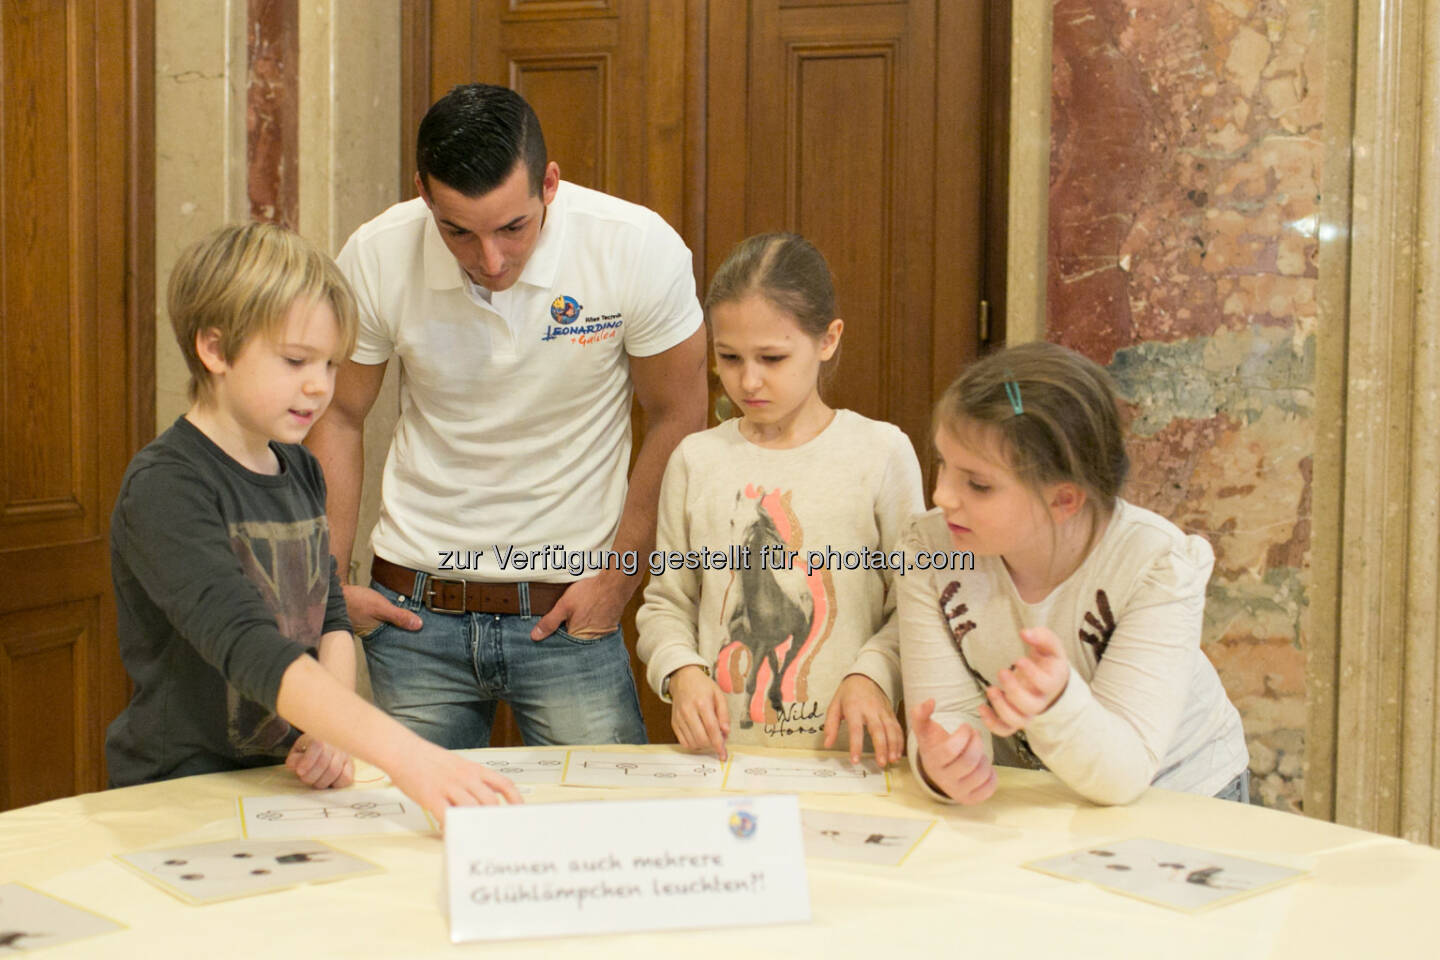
[254,800,405,822]
[741,765,871,779]
[561,749,727,787]
[723,753,889,795]
[239,787,435,837]
[452,748,566,784]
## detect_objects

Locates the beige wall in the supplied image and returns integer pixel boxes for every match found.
[155,0,401,584]
[155,0,247,426]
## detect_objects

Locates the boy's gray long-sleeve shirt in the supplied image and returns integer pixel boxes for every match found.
[105,416,349,786]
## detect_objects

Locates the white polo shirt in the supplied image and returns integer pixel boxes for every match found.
[337,181,703,581]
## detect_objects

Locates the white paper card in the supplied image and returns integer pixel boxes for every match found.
[445,794,811,942]
[1025,837,1308,912]
[561,749,726,788]
[115,838,382,905]
[724,753,889,795]
[0,883,123,952]
[453,748,566,784]
[239,787,436,838]
[800,809,936,866]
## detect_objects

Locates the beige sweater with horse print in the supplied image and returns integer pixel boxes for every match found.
[637,411,924,749]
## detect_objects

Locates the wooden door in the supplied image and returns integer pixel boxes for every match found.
[414,0,995,745]
[707,0,988,459]
[0,0,154,810]
[417,1,698,229]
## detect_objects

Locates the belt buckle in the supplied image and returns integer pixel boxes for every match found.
[424,577,467,614]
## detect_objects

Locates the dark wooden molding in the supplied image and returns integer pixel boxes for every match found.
[128,0,156,452]
[400,0,433,200]
[683,0,708,278]
[983,0,1011,349]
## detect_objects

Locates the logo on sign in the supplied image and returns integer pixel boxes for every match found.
[728,810,757,839]
[550,295,582,325]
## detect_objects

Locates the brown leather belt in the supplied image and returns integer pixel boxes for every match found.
[370,556,568,616]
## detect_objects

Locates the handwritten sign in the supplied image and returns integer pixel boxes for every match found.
[444,794,810,942]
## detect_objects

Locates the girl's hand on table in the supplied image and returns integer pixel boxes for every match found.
[286,734,354,789]
[822,674,904,765]
[979,627,1070,737]
[669,665,731,760]
[910,699,997,804]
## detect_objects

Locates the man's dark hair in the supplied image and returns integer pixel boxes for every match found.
[416,83,548,197]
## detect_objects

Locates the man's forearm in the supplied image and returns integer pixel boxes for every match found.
[306,416,366,582]
[611,403,705,564]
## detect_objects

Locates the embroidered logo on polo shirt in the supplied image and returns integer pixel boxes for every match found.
[550,295,582,324]
[541,296,624,345]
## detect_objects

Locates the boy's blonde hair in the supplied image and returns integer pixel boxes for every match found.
[168,222,359,403]
[936,341,1129,517]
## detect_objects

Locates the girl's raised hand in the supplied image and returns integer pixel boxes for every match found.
[979,626,1070,737]
[909,699,996,804]
[822,674,904,766]
[668,665,731,760]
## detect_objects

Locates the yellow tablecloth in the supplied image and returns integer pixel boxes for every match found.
[3,744,1436,958]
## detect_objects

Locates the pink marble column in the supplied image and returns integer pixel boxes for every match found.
[1048,0,1323,812]
[247,0,299,227]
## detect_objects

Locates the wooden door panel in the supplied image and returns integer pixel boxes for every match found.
[0,0,149,810]
[1,0,100,552]
[0,599,100,809]
[732,0,946,457]
[446,1,650,206]
[506,1,618,19]
[512,58,609,190]
[792,46,895,420]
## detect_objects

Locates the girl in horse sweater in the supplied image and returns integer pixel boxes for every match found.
[637,233,924,763]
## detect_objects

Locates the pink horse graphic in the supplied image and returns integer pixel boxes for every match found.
[715,486,833,726]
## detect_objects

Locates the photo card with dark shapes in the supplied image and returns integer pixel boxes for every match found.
[0,883,124,952]
[1025,837,1308,912]
[115,838,382,905]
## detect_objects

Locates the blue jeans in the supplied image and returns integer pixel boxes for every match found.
[1213,769,1251,804]
[361,575,647,749]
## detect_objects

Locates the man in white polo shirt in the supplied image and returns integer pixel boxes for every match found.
[307,84,707,748]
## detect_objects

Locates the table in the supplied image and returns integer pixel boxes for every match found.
[2,744,1436,958]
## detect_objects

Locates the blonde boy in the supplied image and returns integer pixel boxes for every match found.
[106,223,519,819]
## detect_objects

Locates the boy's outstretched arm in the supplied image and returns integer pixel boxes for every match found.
[316,628,357,689]
[274,655,523,823]
[285,629,360,789]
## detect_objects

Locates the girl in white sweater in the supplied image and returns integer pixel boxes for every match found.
[901,342,1248,806]
[638,234,924,764]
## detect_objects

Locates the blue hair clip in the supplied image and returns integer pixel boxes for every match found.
[1003,372,1024,416]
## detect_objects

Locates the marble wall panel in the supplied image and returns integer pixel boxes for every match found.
[155,0,247,429]
[1050,0,1323,811]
